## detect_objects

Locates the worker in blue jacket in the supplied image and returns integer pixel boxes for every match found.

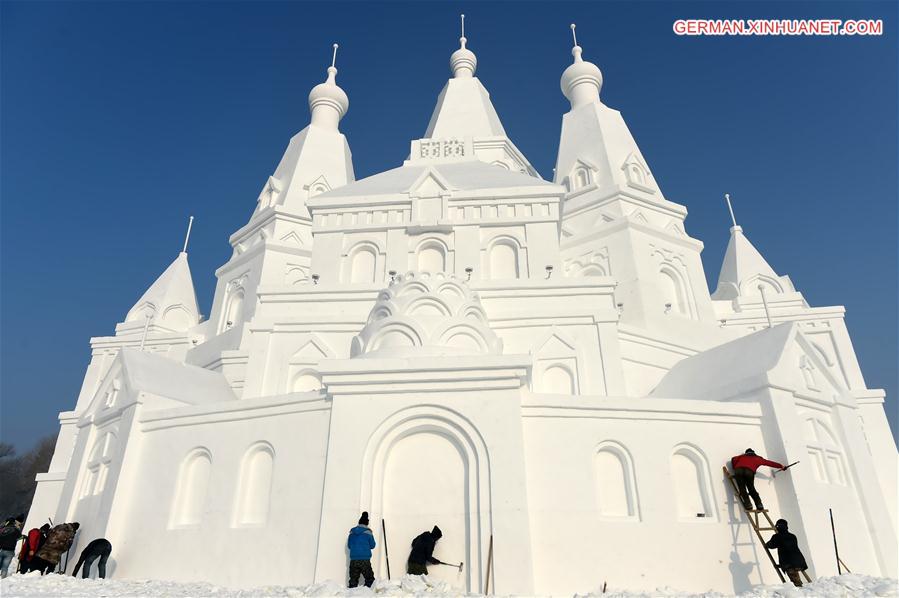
[347,511,376,588]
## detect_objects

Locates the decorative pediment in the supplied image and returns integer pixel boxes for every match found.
[279,229,310,247]
[629,209,650,225]
[290,336,333,364]
[304,175,331,199]
[532,327,579,358]
[622,152,655,193]
[566,159,599,193]
[408,168,453,198]
[257,176,283,209]
[665,221,686,237]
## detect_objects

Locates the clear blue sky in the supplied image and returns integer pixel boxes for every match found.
[2,1,896,450]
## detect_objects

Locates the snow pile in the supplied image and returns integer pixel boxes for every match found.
[0,571,468,598]
[578,575,897,598]
[1,572,896,597]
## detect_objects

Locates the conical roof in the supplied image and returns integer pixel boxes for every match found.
[712,226,787,300]
[423,34,506,139]
[123,252,200,332]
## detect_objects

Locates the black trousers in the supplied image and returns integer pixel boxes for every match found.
[407,560,428,575]
[733,466,763,509]
[348,559,374,588]
[79,548,110,579]
[26,557,53,575]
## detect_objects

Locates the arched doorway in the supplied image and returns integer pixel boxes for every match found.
[362,408,491,592]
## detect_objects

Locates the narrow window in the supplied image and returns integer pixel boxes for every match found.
[171,449,212,527]
[417,242,446,273]
[594,444,638,519]
[350,247,377,283]
[671,445,716,520]
[234,444,274,526]
[489,241,518,279]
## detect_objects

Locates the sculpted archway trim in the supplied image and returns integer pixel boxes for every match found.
[360,404,492,590]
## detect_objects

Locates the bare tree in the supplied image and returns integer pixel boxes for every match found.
[0,435,57,519]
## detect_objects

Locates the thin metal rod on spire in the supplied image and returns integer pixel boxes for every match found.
[570,23,578,47]
[461,14,465,38]
[725,193,738,228]
[758,285,773,328]
[182,215,194,254]
[331,43,339,68]
[139,313,152,350]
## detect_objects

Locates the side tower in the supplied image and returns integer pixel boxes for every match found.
[190,46,355,395]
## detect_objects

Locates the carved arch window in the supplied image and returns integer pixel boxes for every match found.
[485,236,526,280]
[170,448,213,528]
[345,242,383,284]
[286,337,331,394]
[223,279,247,331]
[103,379,121,410]
[804,417,847,486]
[415,238,448,273]
[80,432,116,499]
[670,444,717,521]
[594,441,640,520]
[232,442,275,527]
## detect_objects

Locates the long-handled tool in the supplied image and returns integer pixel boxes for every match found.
[381,518,391,580]
[773,461,800,478]
[436,560,464,572]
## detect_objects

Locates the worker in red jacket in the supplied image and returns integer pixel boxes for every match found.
[731,448,785,511]
[17,526,42,573]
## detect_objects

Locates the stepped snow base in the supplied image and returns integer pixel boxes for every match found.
[1,572,896,597]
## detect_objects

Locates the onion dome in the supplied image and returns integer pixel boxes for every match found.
[450,14,477,78]
[308,44,349,130]
[351,271,502,358]
[561,24,602,108]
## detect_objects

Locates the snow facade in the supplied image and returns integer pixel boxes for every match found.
[25,33,897,595]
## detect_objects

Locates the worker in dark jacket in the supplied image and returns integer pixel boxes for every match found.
[730,448,785,511]
[407,526,442,575]
[72,538,112,579]
[0,515,24,578]
[33,522,79,574]
[765,519,808,587]
[346,512,376,588]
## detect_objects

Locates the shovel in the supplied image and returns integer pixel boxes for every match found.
[436,560,464,572]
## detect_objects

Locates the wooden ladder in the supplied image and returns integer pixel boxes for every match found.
[722,466,812,584]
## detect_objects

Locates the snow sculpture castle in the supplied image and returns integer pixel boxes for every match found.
[27,25,897,594]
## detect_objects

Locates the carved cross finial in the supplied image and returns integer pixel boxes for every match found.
[331,43,339,69]
[570,23,578,48]
[724,193,738,228]
[182,215,194,254]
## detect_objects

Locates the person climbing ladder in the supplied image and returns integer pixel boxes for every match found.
[730,448,786,511]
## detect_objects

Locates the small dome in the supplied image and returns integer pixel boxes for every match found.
[308,66,349,129]
[450,37,477,78]
[561,45,602,108]
[351,271,502,358]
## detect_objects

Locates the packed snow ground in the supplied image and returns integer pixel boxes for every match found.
[1,572,896,597]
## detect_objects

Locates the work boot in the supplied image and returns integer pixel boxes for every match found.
[742,502,753,511]
[754,504,765,511]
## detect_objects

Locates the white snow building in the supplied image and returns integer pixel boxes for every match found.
[26,28,897,595]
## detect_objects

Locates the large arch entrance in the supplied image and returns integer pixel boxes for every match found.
[362,406,491,592]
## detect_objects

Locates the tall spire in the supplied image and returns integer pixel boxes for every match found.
[561,24,603,108]
[424,15,506,139]
[308,43,349,130]
[450,14,477,78]
[712,195,793,300]
[121,252,200,333]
